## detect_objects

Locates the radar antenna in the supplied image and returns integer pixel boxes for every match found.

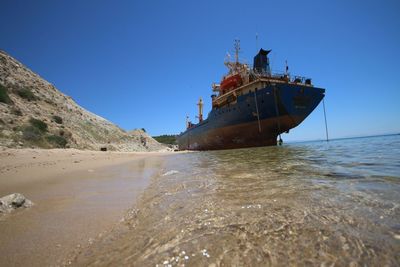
[255,33,258,52]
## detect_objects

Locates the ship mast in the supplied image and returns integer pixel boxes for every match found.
[197,98,203,123]
[234,39,240,65]
[224,39,243,74]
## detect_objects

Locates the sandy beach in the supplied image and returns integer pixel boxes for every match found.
[0,148,177,266]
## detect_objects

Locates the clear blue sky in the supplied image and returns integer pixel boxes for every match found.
[1,0,399,140]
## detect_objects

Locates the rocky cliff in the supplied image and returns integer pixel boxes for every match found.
[0,50,164,151]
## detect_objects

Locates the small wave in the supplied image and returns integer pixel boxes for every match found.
[324,171,365,180]
[162,170,179,176]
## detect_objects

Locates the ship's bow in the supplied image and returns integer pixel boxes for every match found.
[282,84,325,125]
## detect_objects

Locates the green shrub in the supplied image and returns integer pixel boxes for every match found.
[46,135,67,148]
[16,88,36,101]
[0,84,13,104]
[52,115,63,124]
[153,134,177,145]
[29,118,48,132]
[22,125,43,141]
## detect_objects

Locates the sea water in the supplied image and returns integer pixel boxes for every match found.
[74,135,400,266]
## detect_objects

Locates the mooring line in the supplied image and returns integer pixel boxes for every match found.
[273,87,282,142]
[322,98,329,142]
[253,91,262,133]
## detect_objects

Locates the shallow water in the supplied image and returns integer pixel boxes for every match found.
[0,157,164,267]
[73,135,400,266]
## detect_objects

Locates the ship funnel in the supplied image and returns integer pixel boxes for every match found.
[253,48,271,75]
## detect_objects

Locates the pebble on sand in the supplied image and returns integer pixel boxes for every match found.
[0,193,33,213]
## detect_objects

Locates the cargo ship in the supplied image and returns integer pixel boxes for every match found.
[177,40,325,150]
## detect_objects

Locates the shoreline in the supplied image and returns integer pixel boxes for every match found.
[0,147,177,194]
[0,147,180,266]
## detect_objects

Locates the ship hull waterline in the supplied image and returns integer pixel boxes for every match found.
[179,115,304,150]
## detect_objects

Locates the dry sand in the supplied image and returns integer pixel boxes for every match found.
[0,147,178,266]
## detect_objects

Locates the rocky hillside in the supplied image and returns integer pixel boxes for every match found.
[0,50,165,151]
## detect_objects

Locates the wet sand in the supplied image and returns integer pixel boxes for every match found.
[0,148,176,266]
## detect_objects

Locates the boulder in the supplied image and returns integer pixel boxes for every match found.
[0,193,33,213]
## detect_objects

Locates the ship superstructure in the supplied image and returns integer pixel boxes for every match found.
[178,40,325,150]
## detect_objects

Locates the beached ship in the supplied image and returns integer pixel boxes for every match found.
[177,40,325,150]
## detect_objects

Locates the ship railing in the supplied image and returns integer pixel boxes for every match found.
[254,69,312,86]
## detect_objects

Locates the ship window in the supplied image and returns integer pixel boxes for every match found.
[255,88,258,92]
[261,99,264,104]
[249,89,252,93]
[247,103,250,107]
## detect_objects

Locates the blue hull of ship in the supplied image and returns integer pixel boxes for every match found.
[177,83,325,150]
